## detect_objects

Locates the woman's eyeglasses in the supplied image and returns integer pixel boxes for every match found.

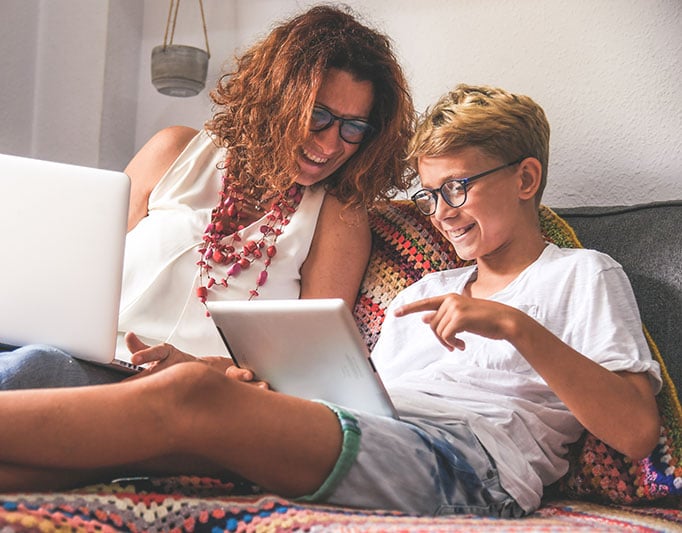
[309,105,374,144]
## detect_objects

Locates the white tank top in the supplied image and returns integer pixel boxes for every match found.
[116,130,326,357]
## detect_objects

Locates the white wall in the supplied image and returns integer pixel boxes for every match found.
[0,0,39,159]
[0,0,142,170]
[1,0,680,207]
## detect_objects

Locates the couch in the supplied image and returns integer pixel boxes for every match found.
[1,200,680,532]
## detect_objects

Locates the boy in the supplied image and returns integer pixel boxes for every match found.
[0,85,661,518]
[364,84,661,514]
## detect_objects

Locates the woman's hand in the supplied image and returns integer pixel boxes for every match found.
[125,332,269,388]
[125,332,232,375]
[225,364,270,389]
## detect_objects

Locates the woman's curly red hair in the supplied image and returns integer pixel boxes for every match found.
[205,5,414,209]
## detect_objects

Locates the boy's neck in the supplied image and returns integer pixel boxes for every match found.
[464,233,547,299]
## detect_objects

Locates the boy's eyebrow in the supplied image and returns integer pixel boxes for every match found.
[442,166,485,181]
[420,172,469,188]
[420,157,526,188]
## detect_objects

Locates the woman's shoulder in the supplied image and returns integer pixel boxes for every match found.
[127,126,200,174]
[125,126,202,230]
[144,126,201,158]
[318,191,367,225]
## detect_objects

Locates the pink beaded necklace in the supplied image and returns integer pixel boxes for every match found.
[196,165,303,310]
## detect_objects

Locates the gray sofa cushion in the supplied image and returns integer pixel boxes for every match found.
[555,201,682,390]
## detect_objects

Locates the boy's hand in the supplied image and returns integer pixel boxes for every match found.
[395,294,516,351]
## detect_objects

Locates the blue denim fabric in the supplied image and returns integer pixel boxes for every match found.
[312,407,525,517]
[0,344,125,389]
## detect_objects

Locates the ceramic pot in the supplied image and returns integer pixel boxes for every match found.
[151,44,208,97]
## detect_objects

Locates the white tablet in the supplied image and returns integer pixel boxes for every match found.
[206,298,398,418]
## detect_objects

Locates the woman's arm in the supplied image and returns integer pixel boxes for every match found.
[124,126,199,231]
[299,193,372,309]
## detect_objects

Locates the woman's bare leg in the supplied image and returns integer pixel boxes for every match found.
[0,362,343,495]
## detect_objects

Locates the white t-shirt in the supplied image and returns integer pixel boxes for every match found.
[116,130,326,358]
[371,243,662,513]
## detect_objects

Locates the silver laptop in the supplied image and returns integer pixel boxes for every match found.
[0,153,142,374]
[206,298,398,418]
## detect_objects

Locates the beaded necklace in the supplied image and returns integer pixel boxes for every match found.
[196,166,303,311]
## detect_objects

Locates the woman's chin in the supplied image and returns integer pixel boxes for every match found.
[293,163,334,187]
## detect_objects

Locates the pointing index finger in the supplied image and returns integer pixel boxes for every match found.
[394,295,445,317]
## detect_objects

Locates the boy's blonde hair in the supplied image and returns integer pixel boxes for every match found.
[407,84,550,203]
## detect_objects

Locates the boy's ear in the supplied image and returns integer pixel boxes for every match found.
[518,157,542,200]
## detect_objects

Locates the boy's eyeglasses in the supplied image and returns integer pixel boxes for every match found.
[410,157,526,216]
[309,105,374,144]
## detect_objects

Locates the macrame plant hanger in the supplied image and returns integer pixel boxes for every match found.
[151,0,211,97]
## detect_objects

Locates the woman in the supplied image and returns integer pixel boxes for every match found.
[0,5,414,385]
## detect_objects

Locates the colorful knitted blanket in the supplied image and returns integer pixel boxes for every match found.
[1,478,680,532]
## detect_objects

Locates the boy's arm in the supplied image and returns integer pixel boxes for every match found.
[508,309,659,460]
[396,294,660,460]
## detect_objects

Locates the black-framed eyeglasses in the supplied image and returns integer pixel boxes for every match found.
[309,105,374,144]
[410,157,526,216]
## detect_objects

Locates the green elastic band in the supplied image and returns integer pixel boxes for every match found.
[296,401,361,502]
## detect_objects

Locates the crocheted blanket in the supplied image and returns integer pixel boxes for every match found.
[1,201,680,532]
[1,477,680,532]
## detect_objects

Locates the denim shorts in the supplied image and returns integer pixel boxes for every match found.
[299,402,525,517]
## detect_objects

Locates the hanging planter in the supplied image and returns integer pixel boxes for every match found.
[151,44,208,97]
[151,0,210,97]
